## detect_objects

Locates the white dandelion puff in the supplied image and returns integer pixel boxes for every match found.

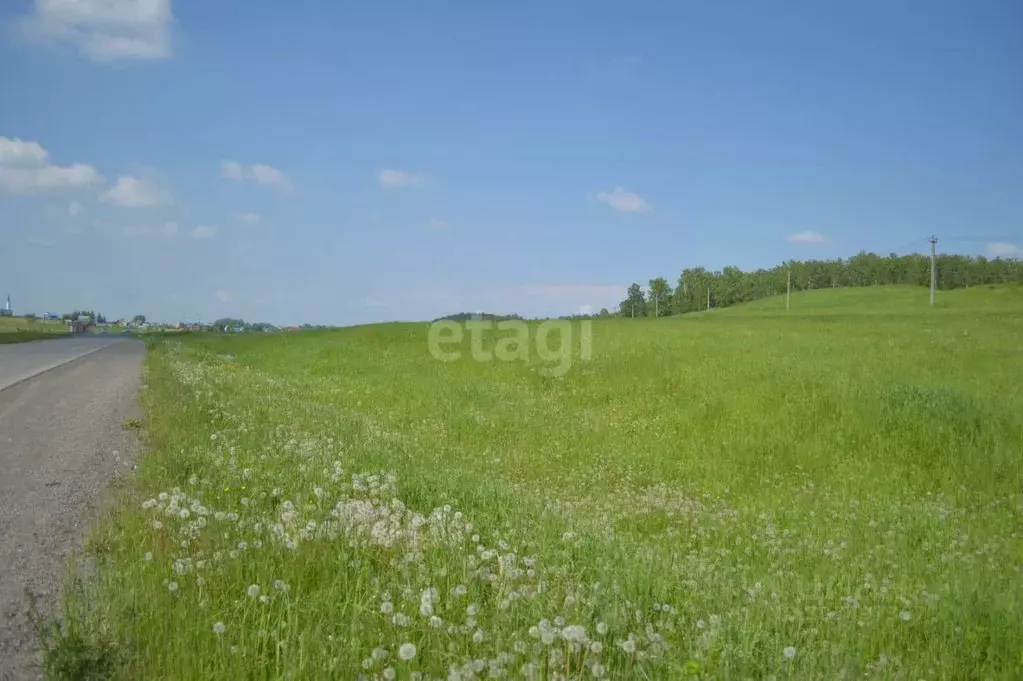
[783,646,797,660]
[213,622,226,634]
[399,642,417,661]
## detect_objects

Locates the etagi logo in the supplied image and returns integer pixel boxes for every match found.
[427,318,592,377]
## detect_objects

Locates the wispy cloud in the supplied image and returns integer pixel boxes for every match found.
[987,242,1022,258]
[233,211,261,225]
[427,218,449,231]
[17,0,174,62]
[68,201,84,217]
[221,160,292,191]
[0,137,48,164]
[24,234,56,247]
[379,168,427,188]
[121,221,179,238]
[0,136,102,194]
[216,289,234,303]
[596,187,650,214]
[101,175,170,207]
[191,225,217,239]
[788,230,829,244]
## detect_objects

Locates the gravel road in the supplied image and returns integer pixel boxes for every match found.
[0,338,145,680]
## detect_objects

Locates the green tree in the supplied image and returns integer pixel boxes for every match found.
[619,283,647,317]
[647,278,672,317]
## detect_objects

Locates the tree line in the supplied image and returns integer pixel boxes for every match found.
[617,251,1023,317]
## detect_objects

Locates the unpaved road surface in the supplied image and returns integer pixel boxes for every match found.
[0,338,145,680]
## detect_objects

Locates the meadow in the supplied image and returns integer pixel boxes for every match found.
[0,316,67,344]
[54,285,1023,680]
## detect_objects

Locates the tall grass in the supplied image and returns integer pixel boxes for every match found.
[56,287,1023,680]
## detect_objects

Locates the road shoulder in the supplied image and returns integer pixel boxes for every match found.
[0,340,145,681]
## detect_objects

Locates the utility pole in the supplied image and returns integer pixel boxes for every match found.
[654,293,659,318]
[928,235,938,306]
[706,287,711,311]
[786,269,791,311]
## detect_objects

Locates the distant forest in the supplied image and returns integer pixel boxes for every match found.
[434,312,525,323]
[619,251,1023,318]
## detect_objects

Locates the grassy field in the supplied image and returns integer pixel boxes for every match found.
[53,285,1023,680]
[0,316,67,344]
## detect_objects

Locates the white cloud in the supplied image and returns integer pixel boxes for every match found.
[100,175,169,207]
[191,225,216,239]
[18,0,174,62]
[427,218,448,231]
[788,230,829,244]
[221,160,291,190]
[363,297,387,308]
[121,221,178,238]
[0,163,102,194]
[0,137,102,194]
[379,168,427,188]
[987,242,1022,258]
[216,289,233,302]
[0,137,48,165]
[25,234,56,247]
[233,211,261,225]
[250,164,289,188]
[221,160,244,180]
[68,201,84,216]
[596,187,650,214]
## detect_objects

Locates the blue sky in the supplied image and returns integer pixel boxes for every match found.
[1,0,1021,325]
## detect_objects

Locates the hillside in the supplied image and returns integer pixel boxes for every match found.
[690,283,1023,317]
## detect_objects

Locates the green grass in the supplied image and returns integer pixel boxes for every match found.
[56,286,1023,680]
[0,317,67,344]
[707,282,1023,316]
